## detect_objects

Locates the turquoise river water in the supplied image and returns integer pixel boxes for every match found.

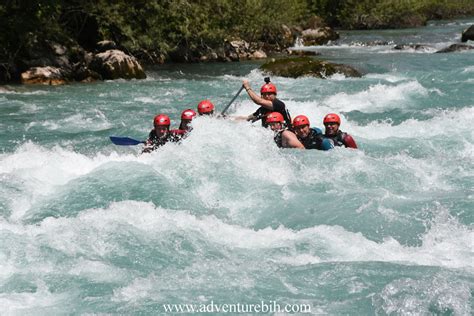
[0,19,473,315]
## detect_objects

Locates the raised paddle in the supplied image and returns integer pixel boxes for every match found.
[220,85,244,116]
[109,136,145,146]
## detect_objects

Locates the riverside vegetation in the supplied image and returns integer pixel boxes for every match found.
[1,0,473,83]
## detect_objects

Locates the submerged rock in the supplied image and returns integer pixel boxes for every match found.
[21,66,67,85]
[287,49,320,56]
[393,44,433,51]
[461,25,474,42]
[260,57,361,78]
[90,49,146,80]
[436,44,474,53]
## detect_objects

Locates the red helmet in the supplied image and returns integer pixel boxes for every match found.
[197,100,214,114]
[153,114,170,126]
[266,112,284,123]
[260,83,277,94]
[293,115,310,127]
[323,113,341,125]
[181,109,196,120]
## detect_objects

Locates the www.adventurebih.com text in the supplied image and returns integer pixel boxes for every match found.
[162,300,311,314]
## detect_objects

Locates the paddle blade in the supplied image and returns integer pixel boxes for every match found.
[109,136,145,146]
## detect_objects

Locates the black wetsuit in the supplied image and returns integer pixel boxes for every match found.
[252,98,292,128]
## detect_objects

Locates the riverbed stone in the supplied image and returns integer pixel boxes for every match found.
[260,57,361,78]
[90,49,146,80]
[436,44,474,53]
[21,66,67,85]
[461,25,474,42]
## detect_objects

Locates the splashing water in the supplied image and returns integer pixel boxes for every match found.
[1,19,473,314]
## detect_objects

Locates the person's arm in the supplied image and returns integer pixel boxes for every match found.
[343,134,358,149]
[243,80,273,110]
[228,114,256,122]
[281,130,305,149]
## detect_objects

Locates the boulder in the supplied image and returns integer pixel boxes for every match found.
[19,41,73,74]
[461,25,474,42]
[223,40,267,61]
[96,40,117,53]
[250,50,267,59]
[393,44,433,51]
[21,66,67,85]
[90,49,146,80]
[260,57,361,79]
[306,16,327,29]
[436,44,474,53]
[225,40,250,61]
[301,27,339,46]
[281,24,294,47]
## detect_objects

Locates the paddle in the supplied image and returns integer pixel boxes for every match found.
[220,85,244,116]
[109,136,145,146]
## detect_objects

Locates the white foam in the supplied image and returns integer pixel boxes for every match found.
[0,88,49,95]
[0,142,138,220]
[23,201,471,270]
[68,258,127,283]
[373,273,471,315]
[462,65,474,73]
[0,279,68,313]
[354,107,474,139]
[365,73,409,83]
[26,110,112,132]
[324,81,428,113]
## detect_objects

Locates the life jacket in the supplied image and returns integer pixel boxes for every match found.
[142,129,181,153]
[324,130,357,148]
[252,98,292,129]
[298,127,325,149]
[273,129,285,148]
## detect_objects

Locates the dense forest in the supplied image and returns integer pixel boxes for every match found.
[1,0,473,82]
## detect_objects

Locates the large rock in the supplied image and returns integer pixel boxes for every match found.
[96,40,118,53]
[300,27,339,46]
[21,66,67,85]
[223,40,267,61]
[393,44,433,51]
[436,44,474,53]
[461,25,474,42]
[260,57,361,79]
[18,41,73,75]
[90,49,146,80]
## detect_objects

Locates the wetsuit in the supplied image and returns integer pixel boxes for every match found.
[142,129,183,153]
[252,98,292,128]
[323,130,358,149]
[297,128,333,150]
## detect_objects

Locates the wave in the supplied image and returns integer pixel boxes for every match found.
[324,81,429,113]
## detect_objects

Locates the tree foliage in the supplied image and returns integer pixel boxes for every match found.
[1,0,473,67]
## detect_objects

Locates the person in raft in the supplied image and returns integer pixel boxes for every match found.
[142,114,182,153]
[237,77,292,128]
[265,112,302,148]
[179,108,197,134]
[292,115,333,150]
[322,113,358,149]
